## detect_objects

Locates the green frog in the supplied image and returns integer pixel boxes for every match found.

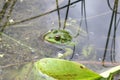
[43,29,73,45]
[43,29,75,59]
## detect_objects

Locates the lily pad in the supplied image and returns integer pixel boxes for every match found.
[34,58,103,80]
[11,63,56,80]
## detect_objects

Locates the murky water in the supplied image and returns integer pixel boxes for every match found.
[0,0,120,79]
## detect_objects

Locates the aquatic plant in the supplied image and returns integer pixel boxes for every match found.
[0,0,17,34]
[102,0,120,64]
[9,58,120,80]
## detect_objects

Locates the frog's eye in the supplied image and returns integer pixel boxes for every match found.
[54,35,61,41]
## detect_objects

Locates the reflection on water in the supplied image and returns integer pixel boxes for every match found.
[0,0,120,79]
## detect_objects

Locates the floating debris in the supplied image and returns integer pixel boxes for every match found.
[0,54,4,58]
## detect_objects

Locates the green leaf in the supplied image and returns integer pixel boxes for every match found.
[34,58,103,80]
[12,63,56,80]
[100,65,120,80]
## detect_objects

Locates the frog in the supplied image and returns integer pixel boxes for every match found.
[43,29,73,45]
[43,29,75,60]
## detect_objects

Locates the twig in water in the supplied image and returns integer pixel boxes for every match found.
[63,0,71,30]
[56,0,61,30]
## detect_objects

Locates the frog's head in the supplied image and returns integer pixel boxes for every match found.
[43,29,72,45]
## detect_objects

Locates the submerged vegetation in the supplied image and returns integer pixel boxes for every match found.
[0,0,120,80]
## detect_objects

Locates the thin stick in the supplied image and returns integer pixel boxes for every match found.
[70,45,76,60]
[110,0,119,62]
[83,0,89,37]
[74,1,84,37]
[0,0,17,32]
[102,0,119,65]
[107,0,120,14]
[102,3,115,65]
[63,0,71,29]
[75,0,89,38]
[56,0,61,30]
[0,0,12,22]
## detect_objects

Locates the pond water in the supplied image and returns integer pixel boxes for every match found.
[0,0,120,79]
